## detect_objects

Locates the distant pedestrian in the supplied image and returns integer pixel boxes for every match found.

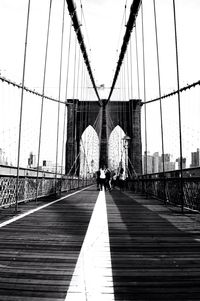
[119,168,126,191]
[111,172,117,189]
[99,166,106,191]
[96,169,100,190]
[105,168,111,191]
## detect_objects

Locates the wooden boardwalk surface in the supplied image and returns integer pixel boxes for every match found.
[0,186,200,300]
[106,190,200,300]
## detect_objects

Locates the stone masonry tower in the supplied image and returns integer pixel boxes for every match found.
[65,99,142,176]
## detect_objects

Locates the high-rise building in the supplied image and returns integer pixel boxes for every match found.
[42,160,62,173]
[190,148,200,168]
[176,157,186,169]
[162,153,175,172]
[152,152,160,173]
[0,148,8,165]
[143,151,153,174]
[28,152,36,168]
[143,151,177,174]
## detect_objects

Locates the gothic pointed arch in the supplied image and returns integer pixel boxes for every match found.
[108,125,126,171]
[79,125,99,177]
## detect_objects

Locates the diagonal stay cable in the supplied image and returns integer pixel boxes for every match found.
[107,0,142,103]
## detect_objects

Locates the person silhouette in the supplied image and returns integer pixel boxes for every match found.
[119,167,126,191]
[99,166,106,191]
[105,168,111,191]
[96,169,100,190]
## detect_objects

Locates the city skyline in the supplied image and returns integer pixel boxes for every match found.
[143,147,200,174]
[2,140,200,176]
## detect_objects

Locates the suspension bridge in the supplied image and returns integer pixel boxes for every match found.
[0,0,200,300]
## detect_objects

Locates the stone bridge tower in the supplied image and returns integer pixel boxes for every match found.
[65,99,142,176]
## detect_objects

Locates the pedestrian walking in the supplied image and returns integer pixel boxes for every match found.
[119,168,126,191]
[105,168,111,191]
[99,166,106,190]
[96,169,100,190]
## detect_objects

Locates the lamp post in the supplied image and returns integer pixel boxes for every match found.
[122,135,131,178]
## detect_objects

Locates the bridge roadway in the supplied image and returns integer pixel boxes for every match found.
[0,186,200,300]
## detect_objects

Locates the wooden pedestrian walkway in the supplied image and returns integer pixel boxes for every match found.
[0,186,200,300]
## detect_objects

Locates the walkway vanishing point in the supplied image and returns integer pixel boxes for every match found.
[0,186,200,301]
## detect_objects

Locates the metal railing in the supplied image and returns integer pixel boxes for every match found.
[126,167,200,212]
[0,172,94,209]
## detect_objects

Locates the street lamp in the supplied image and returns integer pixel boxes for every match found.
[122,135,131,177]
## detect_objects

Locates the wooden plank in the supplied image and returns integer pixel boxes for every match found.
[106,190,200,300]
[0,187,200,300]
[0,188,98,300]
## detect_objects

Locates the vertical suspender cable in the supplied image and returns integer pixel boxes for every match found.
[124,3,130,101]
[80,59,84,101]
[36,0,52,202]
[76,47,81,99]
[126,47,130,100]
[135,23,141,99]
[172,0,184,213]
[79,59,84,177]
[123,63,126,101]
[119,70,121,101]
[66,0,101,104]
[128,36,134,174]
[71,35,77,175]
[84,69,88,102]
[121,68,123,102]
[122,60,127,171]
[15,0,31,213]
[55,0,66,191]
[86,73,90,101]
[61,22,72,176]
[153,0,166,202]
[76,4,83,99]
[82,63,86,101]
[83,68,88,177]
[107,0,142,103]
[122,1,127,171]
[129,35,133,99]
[124,3,127,102]
[141,2,148,189]
[73,36,77,100]
[118,74,120,101]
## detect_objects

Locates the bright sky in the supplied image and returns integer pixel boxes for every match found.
[0,0,200,170]
[0,0,134,98]
[78,0,133,91]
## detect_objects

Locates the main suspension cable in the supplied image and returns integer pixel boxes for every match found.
[66,0,101,104]
[107,0,142,103]
[0,75,66,104]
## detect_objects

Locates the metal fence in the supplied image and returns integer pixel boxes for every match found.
[0,174,94,209]
[127,167,200,212]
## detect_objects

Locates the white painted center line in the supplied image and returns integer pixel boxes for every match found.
[65,190,115,301]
